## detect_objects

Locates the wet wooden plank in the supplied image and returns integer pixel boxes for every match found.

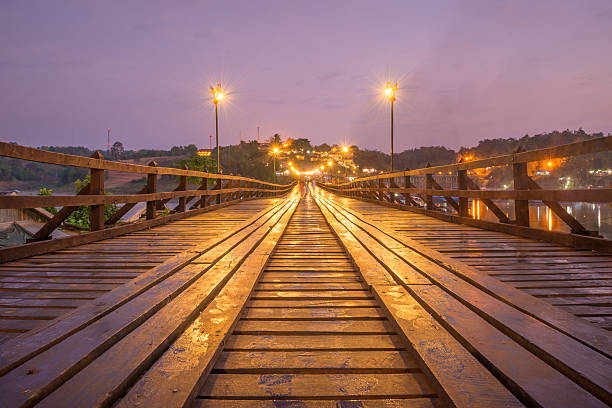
[111,198,299,408]
[234,319,393,334]
[192,399,442,408]
[373,285,523,408]
[213,350,416,372]
[198,373,435,398]
[0,199,295,407]
[410,284,607,407]
[243,307,384,319]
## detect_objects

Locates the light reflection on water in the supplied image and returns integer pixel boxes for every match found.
[467,200,612,239]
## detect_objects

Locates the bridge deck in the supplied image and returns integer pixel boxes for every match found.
[0,187,610,407]
[193,194,440,406]
[328,194,612,331]
[0,198,283,343]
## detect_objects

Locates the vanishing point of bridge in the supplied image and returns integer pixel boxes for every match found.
[0,139,611,407]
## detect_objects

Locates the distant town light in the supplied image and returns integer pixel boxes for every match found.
[342,146,349,153]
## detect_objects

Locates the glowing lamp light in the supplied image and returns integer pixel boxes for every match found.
[327,161,333,166]
[384,81,397,101]
[273,147,280,154]
[210,83,224,104]
[341,146,349,153]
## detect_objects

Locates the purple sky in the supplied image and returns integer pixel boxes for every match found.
[1,1,611,152]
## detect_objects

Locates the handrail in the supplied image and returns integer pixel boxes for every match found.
[341,135,612,184]
[0,141,287,187]
[317,136,612,252]
[0,142,295,243]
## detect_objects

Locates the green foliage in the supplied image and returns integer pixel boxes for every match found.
[180,155,219,183]
[37,176,119,229]
[218,141,276,181]
[38,188,58,215]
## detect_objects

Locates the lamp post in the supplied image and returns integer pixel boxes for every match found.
[210,83,224,173]
[385,81,398,172]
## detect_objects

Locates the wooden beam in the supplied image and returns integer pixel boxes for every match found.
[325,186,612,203]
[146,161,158,220]
[427,175,460,212]
[425,164,434,210]
[464,176,510,223]
[175,164,188,213]
[521,175,594,236]
[513,161,530,227]
[336,135,612,182]
[89,152,105,231]
[457,169,469,217]
[0,141,293,187]
[402,169,419,207]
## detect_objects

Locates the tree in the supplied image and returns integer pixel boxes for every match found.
[181,154,218,183]
[315,143,331,152]
[292,138,312,152]
[270,134,282,145]
[110,141,124,160]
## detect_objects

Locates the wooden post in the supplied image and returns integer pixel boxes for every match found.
[89,152,105,231]
[215,178,222,204]
[199,177,208,208]
[425,163,434,210]
[146,161,158,220]
[378,178,384,202]
[177,164,188,213]
[457,169,469,217]
[513,161,530,227]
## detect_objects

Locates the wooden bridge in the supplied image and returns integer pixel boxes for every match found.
[0,139,610,407]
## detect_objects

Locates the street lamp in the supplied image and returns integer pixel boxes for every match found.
[385,81,398,172]
[210,83,224,173]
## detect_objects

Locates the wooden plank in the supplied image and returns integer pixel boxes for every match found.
[324,195,612,253]
[198,373,435,398]
[319,194,612,357]
[0,197,292,376]
[373,285,523,408]
[45,198,299,408]
[192,398,442,408]
[409,284,607,407]
[224,334,405,350]
[243,307,383,319]
[247,299,379,308]
[212,350,416,372]
[0,198,299,408]
[234,320,393,334]
[322,195,612,402]
[0,196,285,264]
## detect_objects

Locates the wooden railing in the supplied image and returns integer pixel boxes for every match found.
[318,136,612,251]
[0,142,294,258]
